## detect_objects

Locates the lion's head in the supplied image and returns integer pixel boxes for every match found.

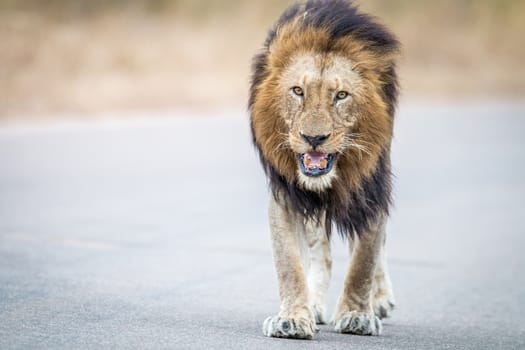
[249,0,400,236]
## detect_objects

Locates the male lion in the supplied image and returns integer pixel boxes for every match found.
[249,0,400,340]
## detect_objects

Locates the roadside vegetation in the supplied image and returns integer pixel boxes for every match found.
[1,0,524,120]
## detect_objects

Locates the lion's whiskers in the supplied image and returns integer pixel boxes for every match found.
[340,134,372,160]
[276,133,372,162]
[272,135,290,156]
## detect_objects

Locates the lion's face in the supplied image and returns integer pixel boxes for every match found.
[251,26,397,194]
[278,53,372,191]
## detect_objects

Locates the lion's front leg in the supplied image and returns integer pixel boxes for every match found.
[263,196,318,340]
[333,215,387,336]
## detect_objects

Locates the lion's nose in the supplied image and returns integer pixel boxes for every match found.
[301,133,330,148]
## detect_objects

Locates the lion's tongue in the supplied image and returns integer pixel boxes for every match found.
[304,152,328,169]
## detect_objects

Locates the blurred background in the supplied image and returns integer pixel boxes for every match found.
[1,0,524,122]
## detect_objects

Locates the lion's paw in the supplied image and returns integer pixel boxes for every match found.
[312,304,328,324]
[263,315,318,339]
[373,296,395,320]
[334,311,382,336]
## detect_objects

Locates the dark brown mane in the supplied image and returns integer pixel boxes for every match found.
[249,0,400,238]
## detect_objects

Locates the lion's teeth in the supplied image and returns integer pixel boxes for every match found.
[302,152,331,170]
[304,157,311,167]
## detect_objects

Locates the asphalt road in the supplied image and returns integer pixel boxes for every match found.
[1,102,525,349]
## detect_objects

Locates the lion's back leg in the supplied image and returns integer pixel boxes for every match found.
[304,219,332,324]
[372,241,395,319]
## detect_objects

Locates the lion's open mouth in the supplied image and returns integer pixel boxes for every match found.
[297,152,336,177]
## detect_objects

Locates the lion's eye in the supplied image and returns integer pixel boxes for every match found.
[292,86,304,97]
[336,91,349,100]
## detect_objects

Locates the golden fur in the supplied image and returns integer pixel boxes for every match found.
[251,23,398,193]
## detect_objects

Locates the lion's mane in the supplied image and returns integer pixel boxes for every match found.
[249,0,400,238]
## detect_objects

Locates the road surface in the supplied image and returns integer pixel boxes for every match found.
[1,102,524,349]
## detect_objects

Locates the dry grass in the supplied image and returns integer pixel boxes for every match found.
[362,0,525,99]
[1,0,524,121]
